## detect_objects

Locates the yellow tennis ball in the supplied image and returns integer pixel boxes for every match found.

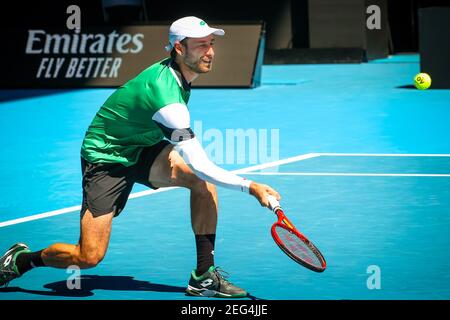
[414,73,431,90]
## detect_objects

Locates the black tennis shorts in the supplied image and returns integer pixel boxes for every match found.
[80,140,171,218]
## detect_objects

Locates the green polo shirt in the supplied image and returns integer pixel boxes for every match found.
[80,58,191,166]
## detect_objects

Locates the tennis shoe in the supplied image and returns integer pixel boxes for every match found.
[186,266,247,298]
[0,243,30,287]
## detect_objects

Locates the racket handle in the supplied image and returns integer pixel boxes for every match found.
[267,195,281,212]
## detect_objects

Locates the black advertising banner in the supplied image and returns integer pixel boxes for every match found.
[1,24,263,88]
[419,7,450,88]
[2,26,166,87]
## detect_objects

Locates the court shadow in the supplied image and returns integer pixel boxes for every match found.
[0,89,74,102]
[247,293,266,300]
[0,275,186,298]
[0,275,265,299]
[396,85,416,89]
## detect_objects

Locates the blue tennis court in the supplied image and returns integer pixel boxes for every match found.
[1,54,450,300]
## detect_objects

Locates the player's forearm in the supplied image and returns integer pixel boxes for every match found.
[175,138,252,193]
[190,160,252,193]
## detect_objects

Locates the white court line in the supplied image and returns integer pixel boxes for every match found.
[2,152,449,228]
[113,153,321,201]
[0,153,321,228]
[245,172,450,177]
[0,205,83,228]
[315,153,450,157]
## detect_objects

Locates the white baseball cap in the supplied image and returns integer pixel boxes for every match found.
[165,16,225,52]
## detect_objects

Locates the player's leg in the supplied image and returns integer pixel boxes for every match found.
[41,208,113,269]
[0,209,113,287]
[148,143,219,235]
[40,158,133,269]
[1,159,132,287]
[145,142,247,298]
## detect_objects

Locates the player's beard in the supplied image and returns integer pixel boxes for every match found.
[184,55,213,74]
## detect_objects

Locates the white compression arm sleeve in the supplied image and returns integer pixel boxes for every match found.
[175,137,252,193]
[152,104,252,193]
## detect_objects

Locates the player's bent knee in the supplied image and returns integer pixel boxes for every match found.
[192,179,217,197]
[168,152,217,197]
[78,255,103,269]
[205,181,217,196]
[77,250,106,269]
[170,157,193,182]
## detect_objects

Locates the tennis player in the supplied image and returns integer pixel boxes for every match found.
[0,16,280,298]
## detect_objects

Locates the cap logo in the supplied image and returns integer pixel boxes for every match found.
[200,21,206,26]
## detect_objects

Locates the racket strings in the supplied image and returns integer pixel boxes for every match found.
[274,225,322,267]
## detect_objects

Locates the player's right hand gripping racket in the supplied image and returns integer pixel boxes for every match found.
[267,195,326,272]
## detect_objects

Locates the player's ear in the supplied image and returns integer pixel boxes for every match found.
[174,41,185,57]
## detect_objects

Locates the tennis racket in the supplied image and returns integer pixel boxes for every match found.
[267,195,326,272]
